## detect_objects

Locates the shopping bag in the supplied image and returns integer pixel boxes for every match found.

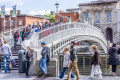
[11,59,16,68]
[9,61,12,68]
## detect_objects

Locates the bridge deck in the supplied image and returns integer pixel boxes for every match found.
[0,70,119,80]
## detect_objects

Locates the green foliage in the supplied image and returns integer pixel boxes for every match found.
[44,14,55,22]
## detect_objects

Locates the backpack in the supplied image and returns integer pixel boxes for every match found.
[45,47,50,63]
[14,32,18,39]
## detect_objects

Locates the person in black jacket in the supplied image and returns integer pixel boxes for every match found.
[22,29,26,41]
[108,43,119,76]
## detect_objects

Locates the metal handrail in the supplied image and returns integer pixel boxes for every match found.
[21,22,108,59]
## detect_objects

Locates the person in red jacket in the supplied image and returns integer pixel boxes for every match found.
[14,30,20,50]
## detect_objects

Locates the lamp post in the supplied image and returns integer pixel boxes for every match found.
[55,2,59,14]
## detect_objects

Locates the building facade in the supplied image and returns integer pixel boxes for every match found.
[79,0,120,43]
[0,14,50,32]
[55,11,79,22]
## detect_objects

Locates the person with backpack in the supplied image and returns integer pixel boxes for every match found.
[25,46,33,78]
[1,40,13,73]
[40,42,49,78]
[14,31,20,50]
[59,47,75,79]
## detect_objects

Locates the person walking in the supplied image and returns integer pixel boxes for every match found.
[108,43,119,76]
[89,45,102,79]
[25,46,33,78]
[59,47,75,79]
[40,42,49,78]
[67,41,80,80]
[22,29,26,41]
[1,40,12,73]
[19,29,23,44]
[0,33,4,71]
[14,31,20,50]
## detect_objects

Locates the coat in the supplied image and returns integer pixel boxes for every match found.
[63,52,70,67]
[108,47,119,65]
[70,46,78,62]
[41,46,49,59]
[91,51,101,65]
[26,50,33,61]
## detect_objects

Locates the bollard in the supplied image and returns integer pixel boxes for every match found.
[18,50,26,73]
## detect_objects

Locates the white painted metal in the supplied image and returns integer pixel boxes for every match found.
[21,22,108,60]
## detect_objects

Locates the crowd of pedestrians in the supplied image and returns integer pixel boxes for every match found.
[1,21,120,79]
[17,21,61,42]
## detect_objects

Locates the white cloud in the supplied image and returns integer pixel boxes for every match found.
[0,0,24,6]
[29,10,51,15]
[0,7,12,15]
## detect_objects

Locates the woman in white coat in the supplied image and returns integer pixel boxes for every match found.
[59,47,75,79]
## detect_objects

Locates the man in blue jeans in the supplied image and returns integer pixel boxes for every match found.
[1,40,12,73]
[40,42,48,78]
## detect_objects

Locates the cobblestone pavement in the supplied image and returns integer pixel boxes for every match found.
[0,70,120,80]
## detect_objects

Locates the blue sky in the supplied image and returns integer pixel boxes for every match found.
[0,0,96,15]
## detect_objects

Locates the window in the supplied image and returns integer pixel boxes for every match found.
[60,17,63,22]
[107,11,111,23]
[95,13,100,24]
[84,13,88,21]
[67,16,70,22]
[11,20,13,26]
[19,20,22,25]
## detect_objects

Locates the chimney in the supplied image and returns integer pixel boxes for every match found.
[17,10,21,15]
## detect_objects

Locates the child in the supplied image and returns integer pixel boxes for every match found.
[59,47,75,79]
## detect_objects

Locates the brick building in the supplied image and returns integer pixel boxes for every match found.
[55,10,79,22]
[0,14,50,32]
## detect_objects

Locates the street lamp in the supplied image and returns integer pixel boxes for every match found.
[55,2,59,14]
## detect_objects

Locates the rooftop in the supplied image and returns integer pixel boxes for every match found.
[0,14,50,19]
[78,0,119,6]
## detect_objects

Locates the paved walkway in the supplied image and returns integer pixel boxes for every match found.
[0,70,120,80]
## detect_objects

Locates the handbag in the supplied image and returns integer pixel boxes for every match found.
[9,61,12,68]
[11,59,16,68]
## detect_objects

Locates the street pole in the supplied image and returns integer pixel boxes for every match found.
[10,15,11,31]
[15,15,17,29]
[4,16,5,32]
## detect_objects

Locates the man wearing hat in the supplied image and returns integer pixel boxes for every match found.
[40,42,48,78]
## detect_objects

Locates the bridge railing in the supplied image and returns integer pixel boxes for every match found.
[37,22,107,49]
[21,22,108,60]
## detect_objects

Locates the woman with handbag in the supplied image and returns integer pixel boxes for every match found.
[89,45,102,79]
[25,46,33,78]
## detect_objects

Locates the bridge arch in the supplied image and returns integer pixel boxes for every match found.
[21,22,108,60]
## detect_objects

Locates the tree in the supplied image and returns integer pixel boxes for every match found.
[44,14,55,22]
